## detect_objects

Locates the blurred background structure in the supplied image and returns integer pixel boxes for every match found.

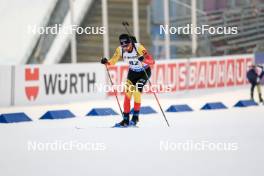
[0,0,264,65]
[151,0,264,59]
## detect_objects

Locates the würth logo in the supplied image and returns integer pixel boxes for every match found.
[25,68,39,101]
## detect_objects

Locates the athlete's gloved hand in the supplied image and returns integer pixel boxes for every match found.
[101,57,108,64]
[138,56,144,62]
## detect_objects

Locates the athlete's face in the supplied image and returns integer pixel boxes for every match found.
[123,43,133,52]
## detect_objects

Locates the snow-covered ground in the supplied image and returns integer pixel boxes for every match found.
[0,87,264,176]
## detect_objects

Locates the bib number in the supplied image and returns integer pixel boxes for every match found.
[129,60,139,65]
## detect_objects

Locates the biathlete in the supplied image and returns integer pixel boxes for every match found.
[101,34,155,127]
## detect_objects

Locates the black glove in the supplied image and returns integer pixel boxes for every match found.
[101,57,108,64]
[138,56,144,62]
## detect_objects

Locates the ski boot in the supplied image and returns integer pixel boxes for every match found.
[129,114,139,127]
[113,113,130,128]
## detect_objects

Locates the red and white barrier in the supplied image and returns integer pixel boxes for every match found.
[14,63,106,105]
[107,54,254,96]
[0,54,255,106]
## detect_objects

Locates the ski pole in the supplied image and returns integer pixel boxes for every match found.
[104,64,124,118]
[121,21,170,127]
[138,62,170,127]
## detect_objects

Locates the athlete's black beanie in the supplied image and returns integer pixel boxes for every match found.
[119,33,131,46]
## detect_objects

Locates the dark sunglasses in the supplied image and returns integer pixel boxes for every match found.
[121,42,130,48]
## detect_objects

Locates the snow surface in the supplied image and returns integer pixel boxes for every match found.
[0,87,264,176]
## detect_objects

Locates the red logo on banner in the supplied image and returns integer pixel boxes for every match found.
[25,68,39,101]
